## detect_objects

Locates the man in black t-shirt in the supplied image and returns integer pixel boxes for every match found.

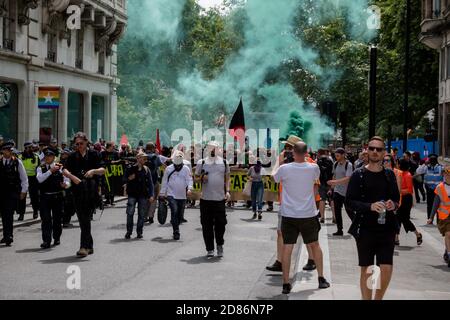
[63,132,105,257]
[346,136,400,300]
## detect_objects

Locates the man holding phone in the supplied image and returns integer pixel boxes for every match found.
[36,149,71,249]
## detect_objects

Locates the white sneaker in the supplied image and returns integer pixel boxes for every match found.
[217,246,224,258]
[207,250,214,258]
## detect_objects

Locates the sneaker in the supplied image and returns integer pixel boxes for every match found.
[282,283,292,294]
[148,217,154,224]
[173,232,180,241]
[217,245,224,258]
[53,240,60,246]
[318,277,331,289]
[266,260,282,272]
[252,212,257,219]
[76,248,89,257]
[333,231,343,236]
[267,206,274,212]
[181,218,188,223]
[303,259,316,271]
[416,233,423,246]
[40,242,51,249]
[125,233,131,240]
[207,250,214,258]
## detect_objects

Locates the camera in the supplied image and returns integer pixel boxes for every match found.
[284,150,294,163]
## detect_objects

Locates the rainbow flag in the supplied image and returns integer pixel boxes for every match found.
[38,86,60,109]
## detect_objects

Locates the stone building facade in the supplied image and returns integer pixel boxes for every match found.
[0,0,127,146]
[421,0,450,159]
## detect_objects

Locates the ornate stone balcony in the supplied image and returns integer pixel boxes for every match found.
[420,0,448,49]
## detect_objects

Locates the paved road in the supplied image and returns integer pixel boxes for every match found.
[0,202,448,300]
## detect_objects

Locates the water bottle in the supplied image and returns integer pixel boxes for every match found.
[377,201,386,225]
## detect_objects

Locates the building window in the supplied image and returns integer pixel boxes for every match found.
[434,0,442,17]
[67,91,84,138]
[446,47,450,79]
[39,108,58,144]
[47,20,57,62]
[441,48,446,80]
[98,50,105,74]
[91,95,105,143]
[445,104,450,157]
[0,82,18,142]
[75,27,84,69]
[1,0,16,51]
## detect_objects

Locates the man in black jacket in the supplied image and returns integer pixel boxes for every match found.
[346,136,400,300]
[124,150,154,239]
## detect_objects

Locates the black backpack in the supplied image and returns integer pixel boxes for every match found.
[317,157,333,184]
[146,153,160,183]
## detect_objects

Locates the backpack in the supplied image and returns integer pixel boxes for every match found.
[146,153,160,183]
[334,160,352,173]
[317,157,333,184]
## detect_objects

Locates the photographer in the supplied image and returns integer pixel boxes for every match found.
[36,149,71,249]
[63,132,105,258]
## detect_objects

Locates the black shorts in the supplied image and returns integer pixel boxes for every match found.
[319,185,330,202]
[356,230,396,266]
[281,216,321,245]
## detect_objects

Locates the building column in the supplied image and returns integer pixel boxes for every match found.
[58,87,68,144]
[110,88,117,143]
[84,91,92,140]
[19,80,39,146]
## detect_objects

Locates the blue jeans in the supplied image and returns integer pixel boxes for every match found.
[167,196,186,233]
[126,197,149,236]
[251,181,264,212]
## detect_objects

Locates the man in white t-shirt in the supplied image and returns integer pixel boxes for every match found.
[273,141,331,294]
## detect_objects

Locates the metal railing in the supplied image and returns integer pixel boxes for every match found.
[47,51,56,62]
[75,59,83,69]
[2,39,14,51]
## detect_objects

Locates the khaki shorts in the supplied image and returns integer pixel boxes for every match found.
[437,218,450,236]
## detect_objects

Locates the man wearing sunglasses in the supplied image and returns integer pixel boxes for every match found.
[63,132,105,257]
[346,136,400,300]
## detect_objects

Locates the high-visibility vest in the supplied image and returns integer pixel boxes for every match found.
[19,154,39,177]
[424,165,443,189]
[435,183,450,220]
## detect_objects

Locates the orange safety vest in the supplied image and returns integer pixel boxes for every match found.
[435,183,450,221]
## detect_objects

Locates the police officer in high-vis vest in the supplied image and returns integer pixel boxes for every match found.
[428,158,450,268]
[416,154,444,220]
[0,141,28,247]
[18,141,40,220]
[36,149,71,249]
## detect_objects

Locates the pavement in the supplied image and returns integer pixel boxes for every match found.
[0,200,449,300]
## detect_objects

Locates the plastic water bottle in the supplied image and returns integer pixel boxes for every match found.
[378,201,386,225]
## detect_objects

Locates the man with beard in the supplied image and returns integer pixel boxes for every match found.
[346,136,400,300]
[63,132,105,257]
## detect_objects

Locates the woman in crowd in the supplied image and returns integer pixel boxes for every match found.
[248,159,265,220]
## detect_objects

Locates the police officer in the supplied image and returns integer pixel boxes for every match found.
[18,141,40,220]
[0,141,28,246]
[416,154,444,221]
[36,149,71,249]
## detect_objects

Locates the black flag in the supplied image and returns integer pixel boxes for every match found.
[229,98,246,148]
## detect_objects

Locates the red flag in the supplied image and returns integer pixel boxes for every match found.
[120,134,128,146]
[229,98,246,149]
[156,129,161,153]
